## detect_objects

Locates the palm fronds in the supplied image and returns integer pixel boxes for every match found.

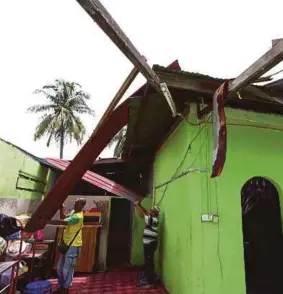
[108,127,127,158]
[28,79,94,158]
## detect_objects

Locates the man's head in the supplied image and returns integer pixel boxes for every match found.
[74,198,86,212]
[149,205,160,217]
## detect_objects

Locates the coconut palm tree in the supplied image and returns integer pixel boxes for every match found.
[108,126,127,158]
[28,79,94,159]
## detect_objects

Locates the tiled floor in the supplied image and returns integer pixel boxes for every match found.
[49,269,167,294]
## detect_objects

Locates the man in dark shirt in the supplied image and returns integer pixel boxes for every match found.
[134,201,160,289]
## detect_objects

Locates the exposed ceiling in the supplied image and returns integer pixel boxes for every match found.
[122,65,283,162]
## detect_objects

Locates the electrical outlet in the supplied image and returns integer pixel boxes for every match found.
[201,214,213,222]
[201,214,219,223]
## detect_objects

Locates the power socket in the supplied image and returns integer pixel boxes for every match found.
[201,214,219,223]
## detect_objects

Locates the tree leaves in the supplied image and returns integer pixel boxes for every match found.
[107,127,127,158]
[28,79,94,158]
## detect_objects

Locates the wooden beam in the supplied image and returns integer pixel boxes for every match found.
[76,0,161,92]
[272,39,282,47]
[90,66,139,138]
[155,70,219,94]
[155,69,277,101]
[77,0,178,117]
[25,100,133,232]
[228,39,283,93]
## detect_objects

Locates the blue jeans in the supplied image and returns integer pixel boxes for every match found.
[57,246,80,289]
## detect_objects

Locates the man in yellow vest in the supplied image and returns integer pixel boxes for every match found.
[49,198,86,294]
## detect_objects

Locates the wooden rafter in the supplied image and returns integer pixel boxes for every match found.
[228,39,283,94]
[193,39,283,117]
[90,66,139,139]
[76,0,161,92]
[76,0,177,116]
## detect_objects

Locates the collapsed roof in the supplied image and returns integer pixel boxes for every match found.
[25,59,283,232]
[26,0,283,231]
[122,63,283,162]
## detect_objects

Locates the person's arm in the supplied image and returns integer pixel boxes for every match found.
[59,204,67,220]
[134,201,148,217]
[48,214,81,226]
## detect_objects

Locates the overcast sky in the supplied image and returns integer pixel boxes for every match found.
[0,0,282,160]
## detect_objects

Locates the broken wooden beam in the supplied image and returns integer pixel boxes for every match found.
[272,39,282,47]
[25,100,133,232]
[91,66,139,138]
[76,0,161,91]
[228,39,283,94]
[195,39,283,117]
[25,67,141,232]
[76,0,178,116]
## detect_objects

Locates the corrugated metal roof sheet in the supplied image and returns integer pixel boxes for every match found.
[129,60,181,98]
[152,64,228,82]
[152,65,277,89]
[44,158,141,201]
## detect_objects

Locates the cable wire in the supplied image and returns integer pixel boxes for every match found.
[155,134,209,206]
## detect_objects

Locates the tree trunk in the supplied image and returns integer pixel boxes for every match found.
[60,127,64,159]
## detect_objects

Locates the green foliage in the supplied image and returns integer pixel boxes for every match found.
[107,126,127,158]
[28,79,94,158]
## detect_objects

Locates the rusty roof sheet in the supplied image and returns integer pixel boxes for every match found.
[152,64,228,83]
[152,64,281,89]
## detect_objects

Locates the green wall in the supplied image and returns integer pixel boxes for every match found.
[0,139,51,201]
[153,105,283,294]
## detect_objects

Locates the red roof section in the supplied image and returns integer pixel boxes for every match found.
[45,158,141,200]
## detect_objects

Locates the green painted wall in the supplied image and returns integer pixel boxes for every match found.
[153,104,283,294]
[0,139,51,200]
[131,197,152,265]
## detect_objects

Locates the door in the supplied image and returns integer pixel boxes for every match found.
[107,198,132,268]
[241,177,283,294]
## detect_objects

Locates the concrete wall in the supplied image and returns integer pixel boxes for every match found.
[152,104,283,294]
[0,139,53,217]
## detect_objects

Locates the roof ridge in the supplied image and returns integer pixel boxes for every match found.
[152,64,229,82]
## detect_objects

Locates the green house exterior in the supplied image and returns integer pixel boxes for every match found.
[0,138,54,215]
[127,64,283,294]
[131,105,283,293]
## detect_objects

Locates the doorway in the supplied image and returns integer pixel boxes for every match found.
[107,198,132,268]
[241,177,283,294]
